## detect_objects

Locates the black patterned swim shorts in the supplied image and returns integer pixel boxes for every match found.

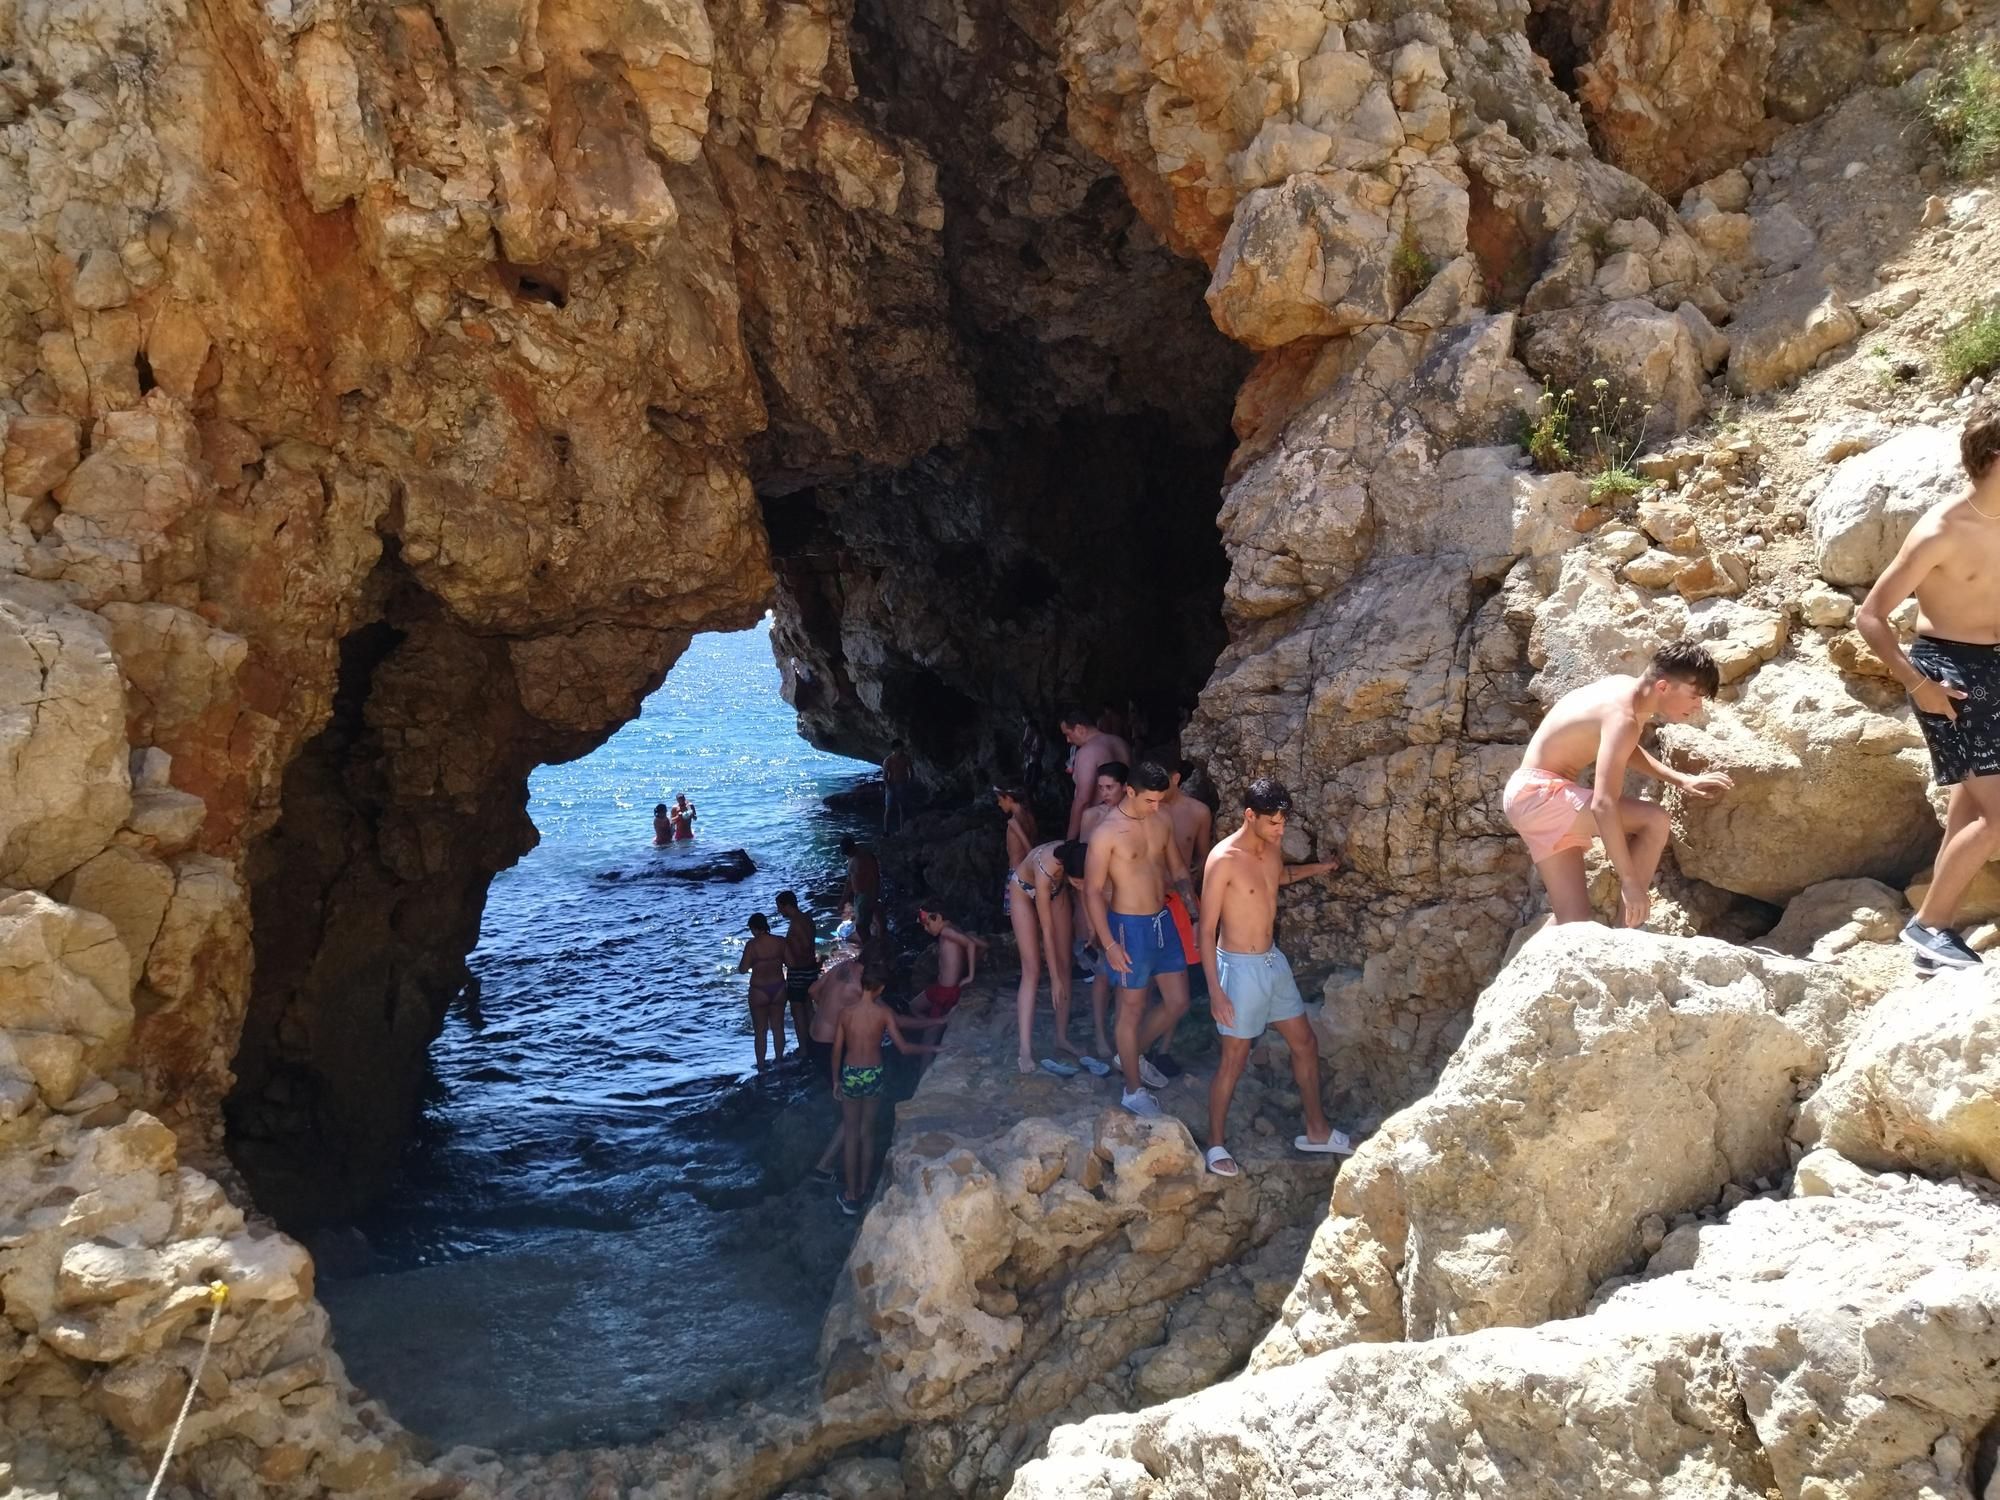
[1908,635,2000,786]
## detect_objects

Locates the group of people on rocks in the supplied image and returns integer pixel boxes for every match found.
[996,710,1351,1173]
[740,392,2000,1203]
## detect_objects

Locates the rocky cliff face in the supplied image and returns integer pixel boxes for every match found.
[5,0,1999,1486]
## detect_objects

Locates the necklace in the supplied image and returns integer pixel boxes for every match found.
[1969,489,2000,521]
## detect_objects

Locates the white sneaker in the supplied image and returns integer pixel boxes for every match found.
[1120,1054,1171,1090]
[1121,1089,1163,1118]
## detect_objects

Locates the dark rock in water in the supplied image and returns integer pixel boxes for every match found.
[597,848,757,884]
[822,779,883,814]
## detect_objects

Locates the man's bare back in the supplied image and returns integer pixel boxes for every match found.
[1519,675,1650,781]
[1162,790,1212,881]
[784,910,817,968]
[809,959,863,1043]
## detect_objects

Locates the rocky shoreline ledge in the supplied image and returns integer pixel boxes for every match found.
[456,976,1341,1498]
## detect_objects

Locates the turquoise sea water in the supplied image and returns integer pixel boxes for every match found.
[318,621,877,1450]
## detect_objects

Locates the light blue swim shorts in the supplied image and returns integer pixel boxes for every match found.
[1213,944,1305,1039]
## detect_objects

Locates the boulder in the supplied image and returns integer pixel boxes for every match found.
[1725,274,1862,394]
[1662,655,1937,904]
[1809,426,1964,587]
[0,580,131,889]
[1759,877,1905,959]
[1257,927,1848,1367]
[1796,968,2000,1180]
[1206,173,1400,349]
[1528,547,1689,705]
[50,845,176,982]
[0,891,134,1067]
[1523,299,1707,434]
[1017,1173,2000,1500]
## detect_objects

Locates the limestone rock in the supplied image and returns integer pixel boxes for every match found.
[1257,927,1847,1367]
[1206,174,1399,350]
[0,581,131,889]
[2,415,81,510]
[1760,877,1905,959]
[1017,1175,2000,1500]
[1809,426,1964,587]
[50,846,175,984]
[1797,968,2000,1180]
[1523,299,1706,434]
[1573,0,1775,199]
[0,892,133,1068]
[1662,655,1937,904]
[1798,583,1855,627]
[1726,275,1862,394]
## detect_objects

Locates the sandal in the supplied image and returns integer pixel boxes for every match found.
[1204,1145,1240,1177]
[1039,1057,1080,1077]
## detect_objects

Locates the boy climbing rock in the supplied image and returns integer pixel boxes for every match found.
[1504,642,1733,927]
[1856,390,2000,970]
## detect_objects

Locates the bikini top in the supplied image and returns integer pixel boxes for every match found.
[1015,843,1065,892]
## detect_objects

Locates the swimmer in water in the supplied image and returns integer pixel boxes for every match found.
[738,913,790,1067]
[652,803,672,846]
[670,793,696,840]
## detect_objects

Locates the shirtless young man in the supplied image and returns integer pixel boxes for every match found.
[916,907,987,1021]
[737,913,790,1068]
[882,741,914,836]
[1857,393,2000,970]
[829,965,938,1213]
[775,890,820,1042]
[1061,708,1132,838]
[807,957,864,1181]
[1073,762,1129,1062]
[670,793,696,840]
[1199,779,1352,1175]
[1161,760,1214,880]
[1503,642,1731,927]
[1083,762,1198,1117]
[652,803,673,846]
[841,837,883,939]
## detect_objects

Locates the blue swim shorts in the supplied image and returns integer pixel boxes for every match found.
[1213,945,1306,1039]
[1106,908,1188,990]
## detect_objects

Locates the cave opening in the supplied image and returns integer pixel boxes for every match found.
[237,620,887,1451]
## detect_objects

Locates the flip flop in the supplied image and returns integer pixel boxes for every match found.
[1076,1054,1112,1078]
[1040,1057,1080,1078]
[1204,1146,1240,1177]
[1295,1131,1356,1156]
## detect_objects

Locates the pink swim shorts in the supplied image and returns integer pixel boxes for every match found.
[1503,766,1594,863]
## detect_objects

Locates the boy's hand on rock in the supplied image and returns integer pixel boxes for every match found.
[1682,770,1733,799]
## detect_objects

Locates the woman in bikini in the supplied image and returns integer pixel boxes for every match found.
[1006,839,1092,1075]
[738,913,791,1068]
[995,786,1038,872]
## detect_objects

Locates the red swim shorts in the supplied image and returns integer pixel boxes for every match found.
[924,983,963,1017]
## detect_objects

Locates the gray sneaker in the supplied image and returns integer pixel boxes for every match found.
[1120,1088,1163,1118]
[1900,918,1982,969]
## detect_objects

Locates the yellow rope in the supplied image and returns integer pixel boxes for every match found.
[144,1281,229,1500]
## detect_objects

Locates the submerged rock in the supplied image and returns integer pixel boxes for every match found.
[597,848,759,884]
